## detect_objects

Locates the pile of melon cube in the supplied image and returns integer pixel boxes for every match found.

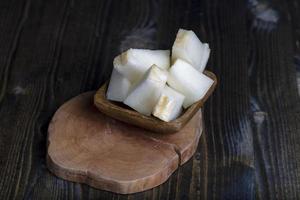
[106,29,213,122]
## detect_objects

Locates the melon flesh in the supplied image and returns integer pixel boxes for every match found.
[167,59,213,108]
[106,58,131,102]
[172,29,210,72]
[115,49,170,83]
[198,43,210,72]
[124,65,168,116]
[152,86,185,122]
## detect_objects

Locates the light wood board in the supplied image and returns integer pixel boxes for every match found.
[47,92,203,194]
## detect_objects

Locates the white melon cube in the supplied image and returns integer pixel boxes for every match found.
[115,49,170,83]
[152,86,185,122]
[167,59,213,108]
[124,65,168,116]
[199,43,210,72]
[106,66,131,102]
[172,29,210,72]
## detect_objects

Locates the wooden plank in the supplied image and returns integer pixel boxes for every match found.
[0,0,29,103]
[248,0,300,198]
[200,0,256,199]
[0,0,102,199]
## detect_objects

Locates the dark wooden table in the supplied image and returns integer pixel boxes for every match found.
[1,0,300,199]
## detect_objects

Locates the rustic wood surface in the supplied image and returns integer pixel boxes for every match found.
[94,70,216,133]
[47,92,202,194]
[0,0,300,199]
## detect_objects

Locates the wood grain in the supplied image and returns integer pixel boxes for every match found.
[0,0,300,199]
[47,92,202,194]
[94,70,217,133]
[248,1,300,198]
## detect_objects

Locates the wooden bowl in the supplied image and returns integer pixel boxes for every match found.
[94,70,217,133]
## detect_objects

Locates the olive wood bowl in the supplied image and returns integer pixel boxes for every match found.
[94,70,217,133]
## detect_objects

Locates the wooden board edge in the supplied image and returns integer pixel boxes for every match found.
[47,146,179,194]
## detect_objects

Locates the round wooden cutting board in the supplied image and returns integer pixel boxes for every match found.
[47,92,203,194]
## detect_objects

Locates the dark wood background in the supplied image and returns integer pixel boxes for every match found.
[0,0,300,199]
